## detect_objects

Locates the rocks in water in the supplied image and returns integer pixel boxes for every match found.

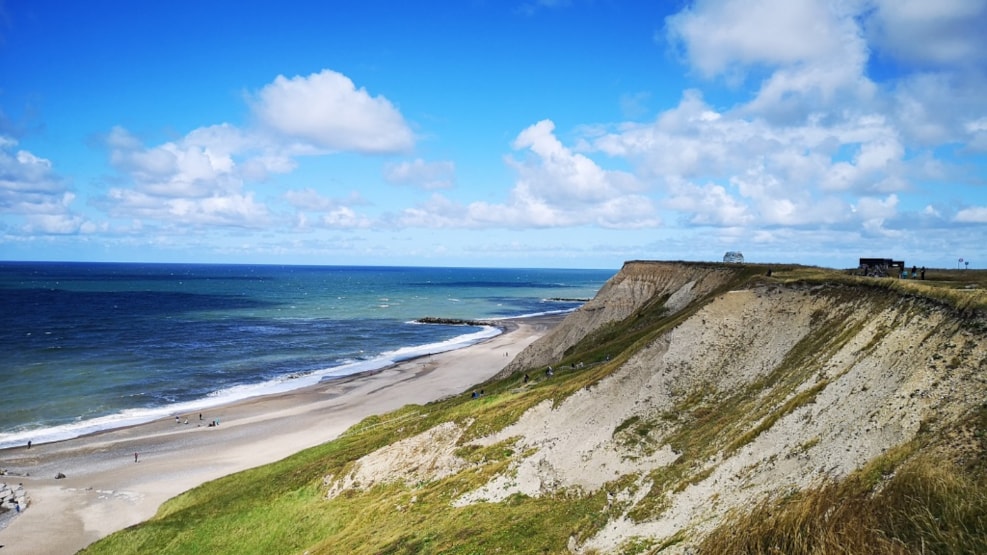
[416,316,493,326]
[55,472,67,479]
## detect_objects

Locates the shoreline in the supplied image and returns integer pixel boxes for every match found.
[0,314,560,555]
[0,320,510,452]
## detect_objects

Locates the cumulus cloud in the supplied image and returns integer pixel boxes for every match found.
[865,0,987,68]
[393,120,657,229]
[640,0,985,249]
[321,206,372,229]
[384,158,455,190]
[663,180,752,226]
[666,0,852,77]
[667,0,876,125]
[250,69,415,154]
[104,126,276,227]
[955,206,987,223]
[0,137,96,235]
[488,120,656,228]
[284,188,372,230]
[588,75,928,233]
[99,69,419,231]
[509,120,644,206]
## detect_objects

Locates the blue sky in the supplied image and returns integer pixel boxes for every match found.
[2,0,986,269]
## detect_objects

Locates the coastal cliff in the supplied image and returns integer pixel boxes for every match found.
[479,261,987,551]
[83,261,987,554]
[496,261,742,380]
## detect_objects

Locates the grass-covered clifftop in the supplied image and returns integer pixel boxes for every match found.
[82,262,987,554]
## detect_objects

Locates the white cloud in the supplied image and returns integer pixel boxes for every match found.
[283,188,372,230]
[588,83,923,231]
[106,188,270,228]
[283,188,339,211]
[854,195,898,223]
[510,119,643,205]
[322,206,372,229]
[665,0,858,77]
[104,126,277,227]
[666,0,876,125]
[108,125,258,198]
[102,69,414,230]
[98,69,420,232]
[0,137,96,235]
[663,180,752,226]
[250,69,415,154]
[866,0,987,68]
[955,206,987,223]
[384,158,455,190]
[391,120,658,229]
[497,120,655,227]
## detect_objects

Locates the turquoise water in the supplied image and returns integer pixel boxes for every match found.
[0,262,613,448]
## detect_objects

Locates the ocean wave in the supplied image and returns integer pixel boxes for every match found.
[0,326,502,450]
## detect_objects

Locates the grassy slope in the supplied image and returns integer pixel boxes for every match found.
[81,265,987,555]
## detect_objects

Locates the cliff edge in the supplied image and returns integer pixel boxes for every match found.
[329,261,987,553]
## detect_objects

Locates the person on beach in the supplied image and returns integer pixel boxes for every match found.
[134,452,139,463]
[26,440,31,449]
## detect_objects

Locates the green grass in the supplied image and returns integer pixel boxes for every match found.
[80,262,987,554]
[697,448,987,555]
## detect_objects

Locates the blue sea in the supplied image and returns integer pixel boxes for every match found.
[0,262,613,449]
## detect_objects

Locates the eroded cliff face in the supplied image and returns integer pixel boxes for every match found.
[492,283,984,553]
[496,261,744,379]
[325,263,987,553]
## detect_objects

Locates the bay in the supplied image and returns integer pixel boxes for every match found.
[0,262,612,448]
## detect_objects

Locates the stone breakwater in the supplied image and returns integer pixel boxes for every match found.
[0,481,28,529]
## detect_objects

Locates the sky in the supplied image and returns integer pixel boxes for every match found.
[1,0,986,270]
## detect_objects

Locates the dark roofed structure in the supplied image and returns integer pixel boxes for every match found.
[858,258,905,278]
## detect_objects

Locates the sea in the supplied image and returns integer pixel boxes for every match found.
[0,262,613,449]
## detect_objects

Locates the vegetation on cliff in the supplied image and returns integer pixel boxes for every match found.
[82,263,987,554]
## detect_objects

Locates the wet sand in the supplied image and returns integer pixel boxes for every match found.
[0,315,559,555]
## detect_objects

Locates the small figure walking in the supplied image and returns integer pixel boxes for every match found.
[26,440,31,449]
[134,452,139,463]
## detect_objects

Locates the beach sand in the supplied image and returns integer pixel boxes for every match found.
[0,315,559,555]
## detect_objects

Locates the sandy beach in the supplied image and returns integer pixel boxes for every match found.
[0,315,559,555]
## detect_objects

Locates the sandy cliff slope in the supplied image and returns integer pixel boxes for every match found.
[496,261,740,379]
[329,262,987,552]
